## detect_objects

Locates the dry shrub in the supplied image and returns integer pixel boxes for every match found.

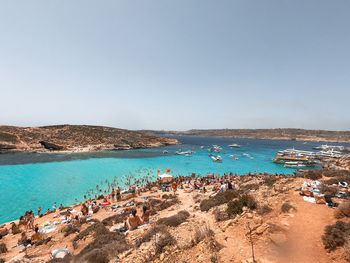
[155,231,176,254]
[0,243,7,254]
[63,225,80,237]
[324,178,340,185]
[74,222,106,245]
[150,197,180,214]
[344,237,350,262]
[101,213,127,226]
[35,236,52,247]
[323,169,350,178]
[0,258,4,263]
[193,224,214,245]
[46,255,72,263]
[281,202,295,213]
[241,183,260,191]
[334,202,350,219]
[322,221,350,251]
[213,207,229,222]
[78,248,109,263]
[226,194,257,217]
[192,193,201,203]
[304,170,323,180]
[200,190,240,212]
[320,184,339,195]
[264,178,277,187]
[257,204,273,215]
[157,210,190,227]
[136,224,167,247]
[74,222,130,262]
[268,223,285,233]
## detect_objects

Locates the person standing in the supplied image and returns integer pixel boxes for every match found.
[37,206,42,217]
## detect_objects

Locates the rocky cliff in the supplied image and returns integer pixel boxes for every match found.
[141,128,350,143]
[0,125,179,153]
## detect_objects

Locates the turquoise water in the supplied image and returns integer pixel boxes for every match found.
[0,136,348,224]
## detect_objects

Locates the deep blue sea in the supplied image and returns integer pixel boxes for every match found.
[0,136,349,224]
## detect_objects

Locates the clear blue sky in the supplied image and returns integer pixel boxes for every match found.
[0,0,349,130]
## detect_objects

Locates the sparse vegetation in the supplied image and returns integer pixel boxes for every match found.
[334,202,350,219]
[157,210,190,227]
[63,225,80,237]
[281,202,295,213]
[304,170,322,180]
[35,237,52,246]
[213,207,229,221]
[322,221,350,251]
[136,224,167,247]
[200,190,240,212]
[193,224,214,245]
[257,204,273,215]
[226,194,257,217]
[101,213,127,226]
[0,243,7,254]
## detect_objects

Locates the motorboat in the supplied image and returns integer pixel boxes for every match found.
[209,154,222,162]
[163,150,168,154]
[228,143,241,148]
[229,154,238,160]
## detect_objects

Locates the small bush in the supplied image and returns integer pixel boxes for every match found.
[226,194,256,217]
[241,183,260,191]
[155,231,176,254]
[193,224,214,245]
[264,178,277,187]
[281,202,295,213]
[320,184,339,196]
[200,190,240,212]
[304,170,322,180]
[213,207,229,222]
[136,224,167,247]
[74,222,105,243]
[35,236,52,246]
[101,213,127,226]
[334,202,350,219]
[257,204,273,215]
[79,248,109,263]
[157,210,190,227]
[63,225,80,237]
[74,223,130,262]
[322,221,350,251]
[0,243,7,254]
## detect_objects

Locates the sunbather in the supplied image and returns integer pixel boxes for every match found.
[126,209,142,230]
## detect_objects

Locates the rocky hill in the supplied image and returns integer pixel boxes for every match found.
[141,128,350,143]
[0,125,179,153]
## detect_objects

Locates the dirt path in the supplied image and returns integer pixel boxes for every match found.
[279,191,339,263]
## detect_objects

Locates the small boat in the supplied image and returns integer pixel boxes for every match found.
[228,143,241,148]
[243,153,250,156]
[162,150,168,154]
[250,157,255,159]
[209,154,222,162]
[200,146,205,149]
[229,155,238,160]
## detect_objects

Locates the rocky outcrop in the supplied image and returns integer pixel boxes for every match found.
[0,125,179,153]
[141,128,350,143]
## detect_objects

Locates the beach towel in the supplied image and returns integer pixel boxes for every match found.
[52,249,69,259]
[40,225,57,234]
[302,196,316,204]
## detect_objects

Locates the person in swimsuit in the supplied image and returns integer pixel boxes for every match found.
[111,188,116,201]
[37,207,42,217]
[30,227,43,244]
[126,209,142,230]
[141,205,152,224]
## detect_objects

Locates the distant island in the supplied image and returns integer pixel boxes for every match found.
[140,128,350,143]
[0,125,179,153]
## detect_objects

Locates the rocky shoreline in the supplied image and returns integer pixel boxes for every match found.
[0,125,179,154]
[141,128,350,143]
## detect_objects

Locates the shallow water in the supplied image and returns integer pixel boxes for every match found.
[0,136,348,224]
